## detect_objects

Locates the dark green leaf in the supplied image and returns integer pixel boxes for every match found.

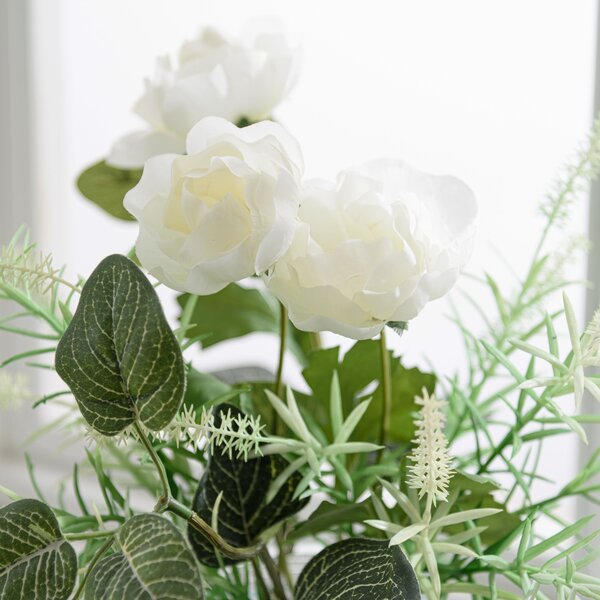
[177,285,310,365]
[289,501,373,542]
[188,403,308,566]
[294,537,420,600]
[447,471,521,546]
[76,160,140,221]
[387,321,408,336]
[84,513,203,599]
[0,499,77,600]
[55,255,186,435]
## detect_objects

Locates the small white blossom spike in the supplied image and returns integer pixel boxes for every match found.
[407,388,454,506]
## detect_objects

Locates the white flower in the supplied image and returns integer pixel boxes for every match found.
[265,159,477,339]
[124,116,303,295]
[108,19,299,169]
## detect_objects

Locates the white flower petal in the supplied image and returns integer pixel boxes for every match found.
[107,130,185,170]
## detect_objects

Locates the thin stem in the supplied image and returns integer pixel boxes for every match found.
[177,293,198,344]
[377,328,392,461]
[275,303,288,400]
[72,536,114,600]
[309,331,322,351]
[252,557,270,600]
[273,303,288,436]
[166,497,263,561]
[259,545,289,600]
[133,421,170,502]
[65,529,116,541]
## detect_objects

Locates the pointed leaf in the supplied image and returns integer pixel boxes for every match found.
[0,499,77,600]
[84,513,203,599]
[294,537,420,600]
[55,255,185,435]
[188,404,308,566]
[76,160,139,221]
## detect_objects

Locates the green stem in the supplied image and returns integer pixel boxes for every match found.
[166,497,263,561]
[65,529,116,541]
[259,546,288,600]
[72,536,114,600]
[133,421,170,502]
[135,422,262,562]
[275,303,288,400]
[252,557,270,600]
[273,303,288,436]
[377,328,392,462]
[177,293,198,344]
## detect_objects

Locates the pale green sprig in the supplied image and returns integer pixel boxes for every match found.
[84,404,266,461]
[262,375,382,501]
[516,292,600,412]
[0,228,80,296]
[367,476,501,600]
[0,371,33,410]
[407,388,454,506]
[540,114,600,227]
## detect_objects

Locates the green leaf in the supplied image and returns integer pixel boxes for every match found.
[289,500,373,542]
[184,366,231,411]
[302,340,434,443]
[55,255,186,435]
[445,471,521,546]
[294,537,420,600]
[76,160,140,221]
[353,358,435,444]
[84,513,203,599]
[177,285,310,364]
[0,499,77,600]
[188,403,308,566]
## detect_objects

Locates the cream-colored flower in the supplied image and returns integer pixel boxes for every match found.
[265,159,477,339]
[108,19,299,169]
[124,117,303,294]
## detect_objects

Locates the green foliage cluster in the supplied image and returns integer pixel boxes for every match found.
[2,119,600,599]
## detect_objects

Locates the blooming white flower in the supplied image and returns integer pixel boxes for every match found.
[265,159,477,339]
[108,19,299,169]
[124,116,303,295]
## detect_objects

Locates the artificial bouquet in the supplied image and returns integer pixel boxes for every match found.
[1,19,600,600]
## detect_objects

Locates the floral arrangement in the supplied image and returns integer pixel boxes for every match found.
[1,19,600,600]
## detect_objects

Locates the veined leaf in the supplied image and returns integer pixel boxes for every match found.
[188,404,308,566]
[0,499,77,600]
[55,255,185,435]
[76,160,139,221]
[84,513,203,599]
[294,537,420,600]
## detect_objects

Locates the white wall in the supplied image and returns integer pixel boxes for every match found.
[14,0,599,524]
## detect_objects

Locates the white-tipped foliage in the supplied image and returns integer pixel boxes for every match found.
[407,388,454,505]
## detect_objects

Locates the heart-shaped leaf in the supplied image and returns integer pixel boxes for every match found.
[56,254,186,435]
[84,513,203,599]
[76,160,140,221]
[294,537,420,600]
[0,499,77,600]
[188,403,308,566]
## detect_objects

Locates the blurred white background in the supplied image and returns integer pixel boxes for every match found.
[1,0,599,555]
